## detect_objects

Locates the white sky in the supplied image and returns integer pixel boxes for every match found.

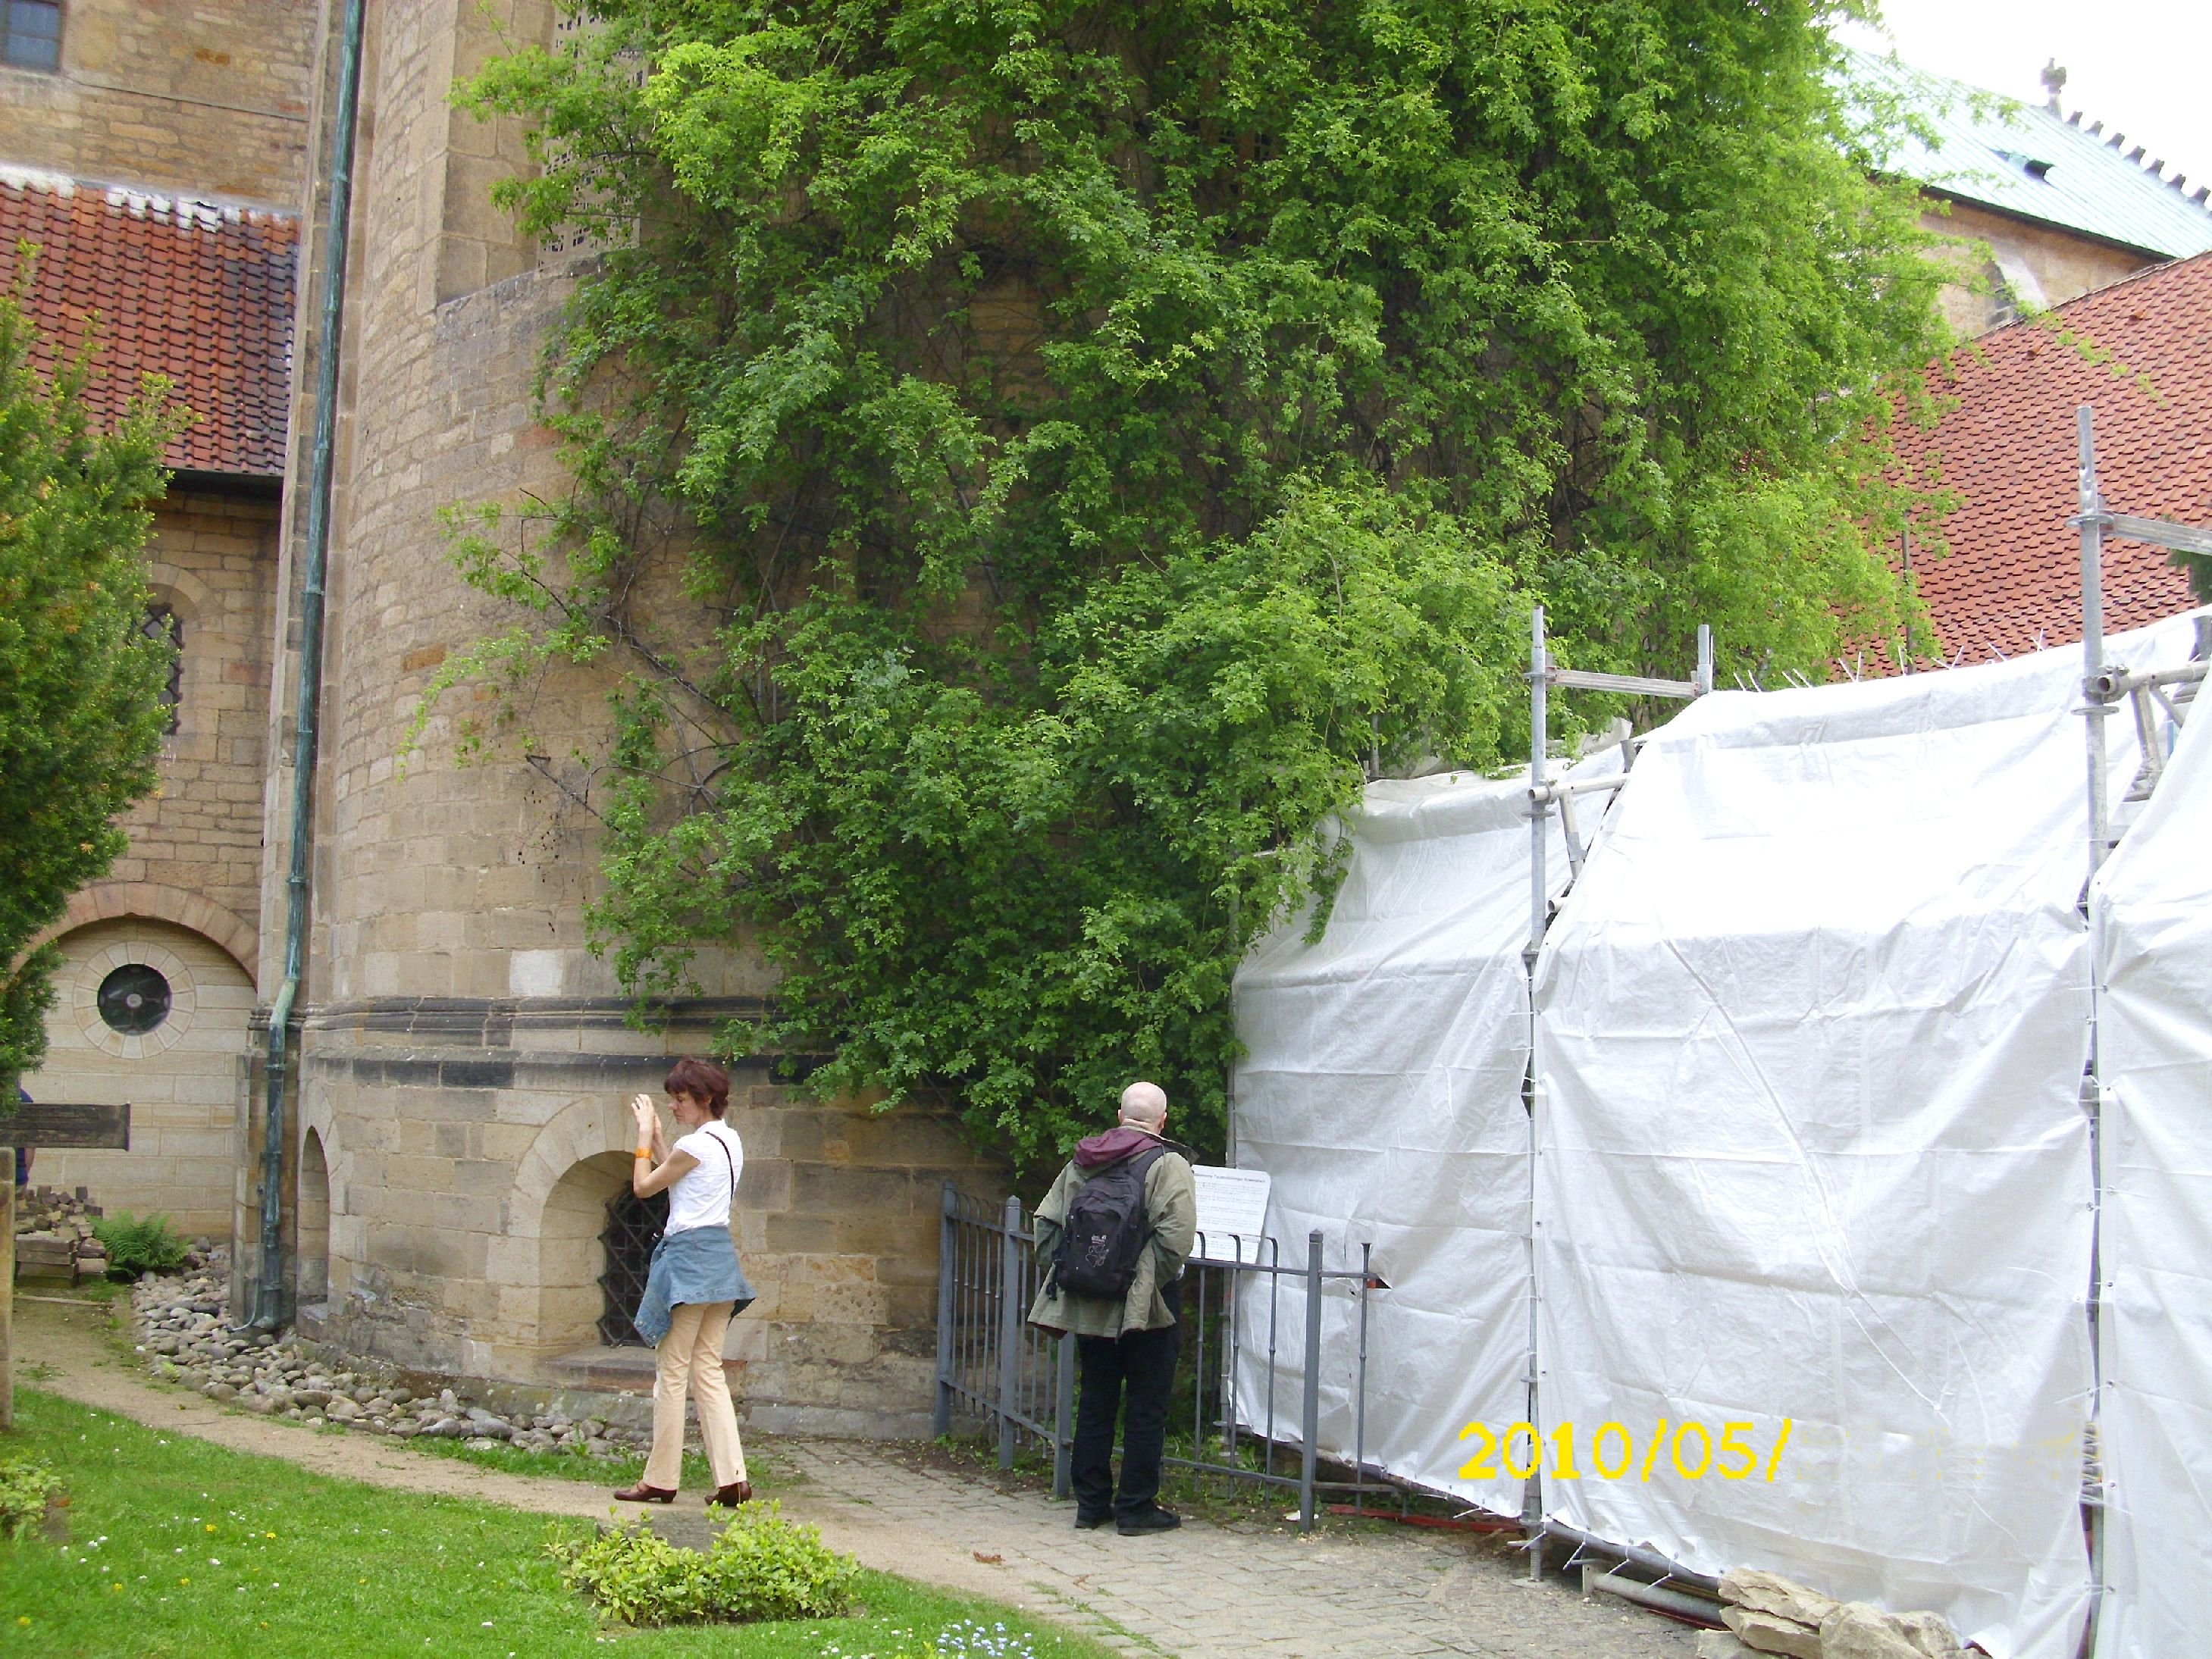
[1838,2,2212,191]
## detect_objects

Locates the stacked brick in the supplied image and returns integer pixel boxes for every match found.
[10,1185,108,1284]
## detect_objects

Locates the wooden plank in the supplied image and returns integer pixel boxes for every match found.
[1547,667,1701,700]
[0,1101,130,1150]
[2104,513,2212,559]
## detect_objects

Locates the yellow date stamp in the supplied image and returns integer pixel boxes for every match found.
[1458,1417,1794,1482]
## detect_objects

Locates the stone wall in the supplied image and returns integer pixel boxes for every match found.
[287,1006,1004,1435]
[20,485,277,1236]
[0,0,315,203]
[1925,196,2154,339]
[21,916,253,1236]
[47,490,279,972]
[233,2,1015,1435]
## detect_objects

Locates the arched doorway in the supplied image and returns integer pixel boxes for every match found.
[537,1152,635,1355]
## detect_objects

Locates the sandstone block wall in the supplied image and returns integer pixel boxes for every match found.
[21,487,277,1234]
[21,916,252,1236]
[226,2,1017,1435]
[88,492,277,959]
[1927,196,2153,338]
[284,1005,1003,1434]
[0,0,315,203]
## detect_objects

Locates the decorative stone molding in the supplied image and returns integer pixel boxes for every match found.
[39,881,257,977]
[66,934,198,1060]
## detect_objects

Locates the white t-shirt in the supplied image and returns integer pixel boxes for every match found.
[666,1120,743,1235]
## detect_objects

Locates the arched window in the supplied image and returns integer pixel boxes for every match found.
[140,603,181,732]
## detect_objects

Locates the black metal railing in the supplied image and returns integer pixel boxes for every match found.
[931,1180,1386,1529]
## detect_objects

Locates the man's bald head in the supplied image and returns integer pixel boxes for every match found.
[1118,1081,1168,1131]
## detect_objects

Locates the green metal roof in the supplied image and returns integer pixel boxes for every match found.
[1849,51,2212,261]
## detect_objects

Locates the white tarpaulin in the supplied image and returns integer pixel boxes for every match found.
[1531,617,2205,1659]
[2093,663,2212,1659]
[1233,765,1590,1514]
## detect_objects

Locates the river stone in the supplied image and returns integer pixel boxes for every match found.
[202,1382,237,1402]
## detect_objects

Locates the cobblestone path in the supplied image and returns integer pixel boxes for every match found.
[760,1438,1700,1659]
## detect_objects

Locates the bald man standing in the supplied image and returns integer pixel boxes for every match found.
[1029,1081,1198,1535]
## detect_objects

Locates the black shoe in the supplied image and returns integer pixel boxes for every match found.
[1073,1510,1111,1529]
[1116,1505,1182,1535]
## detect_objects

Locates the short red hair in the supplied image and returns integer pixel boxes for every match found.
[663,1056,731,1118]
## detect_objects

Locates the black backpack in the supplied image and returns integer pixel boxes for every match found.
[1048,1145,1169,1300]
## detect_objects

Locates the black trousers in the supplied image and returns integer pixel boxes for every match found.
[1071,1283,1180,1519]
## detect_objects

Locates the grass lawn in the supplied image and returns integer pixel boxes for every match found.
[0,1390,1120,1659]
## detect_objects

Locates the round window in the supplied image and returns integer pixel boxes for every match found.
[97,963,173,1035]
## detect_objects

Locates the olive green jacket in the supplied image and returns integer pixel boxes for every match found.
[1026,1143,1198,1337]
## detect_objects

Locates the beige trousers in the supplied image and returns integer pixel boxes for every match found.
[644,1299,747,1491]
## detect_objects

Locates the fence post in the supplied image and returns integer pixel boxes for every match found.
[998,1194,1023,1471]
[0,1153,15,1431]
[1299,1228,1323,1532]
[933,1182,957,1438]
[1053,1332,1076,1500]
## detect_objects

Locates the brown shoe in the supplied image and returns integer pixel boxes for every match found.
[612,1482,676,1504]
[706,1479,754,1507]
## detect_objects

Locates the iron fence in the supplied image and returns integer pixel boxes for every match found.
[931,1180,1388,1530]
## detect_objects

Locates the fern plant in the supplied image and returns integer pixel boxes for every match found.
[92,1210,189,1279]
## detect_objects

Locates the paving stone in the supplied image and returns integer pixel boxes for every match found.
[775,1439,1700,1659]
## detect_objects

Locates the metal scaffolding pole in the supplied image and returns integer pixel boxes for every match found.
[1521,606,1548,1573]
[2069,403,2212,1651]
[1518,608,1712,1579]
[2079,407,2111,889]
[2075,404,2114,1649]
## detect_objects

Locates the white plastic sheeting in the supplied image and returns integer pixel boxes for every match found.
[1232,765,1590,1514]
[1230,611,2212,1659]
[1531,617,2204,1659]
[2093,678,2212,1659]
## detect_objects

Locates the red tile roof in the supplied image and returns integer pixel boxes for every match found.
[0,167,296,478]
[1891,252,2208,668]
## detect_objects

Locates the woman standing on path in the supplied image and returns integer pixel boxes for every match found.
[615,1056,756,1507]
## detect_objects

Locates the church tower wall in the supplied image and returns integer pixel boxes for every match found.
[247,2,1006,1434]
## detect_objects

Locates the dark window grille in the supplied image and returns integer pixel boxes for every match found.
[141,603,181,732]
[98,963,171,1035]
[1,2,61,73]
[597,1188,667,1346]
